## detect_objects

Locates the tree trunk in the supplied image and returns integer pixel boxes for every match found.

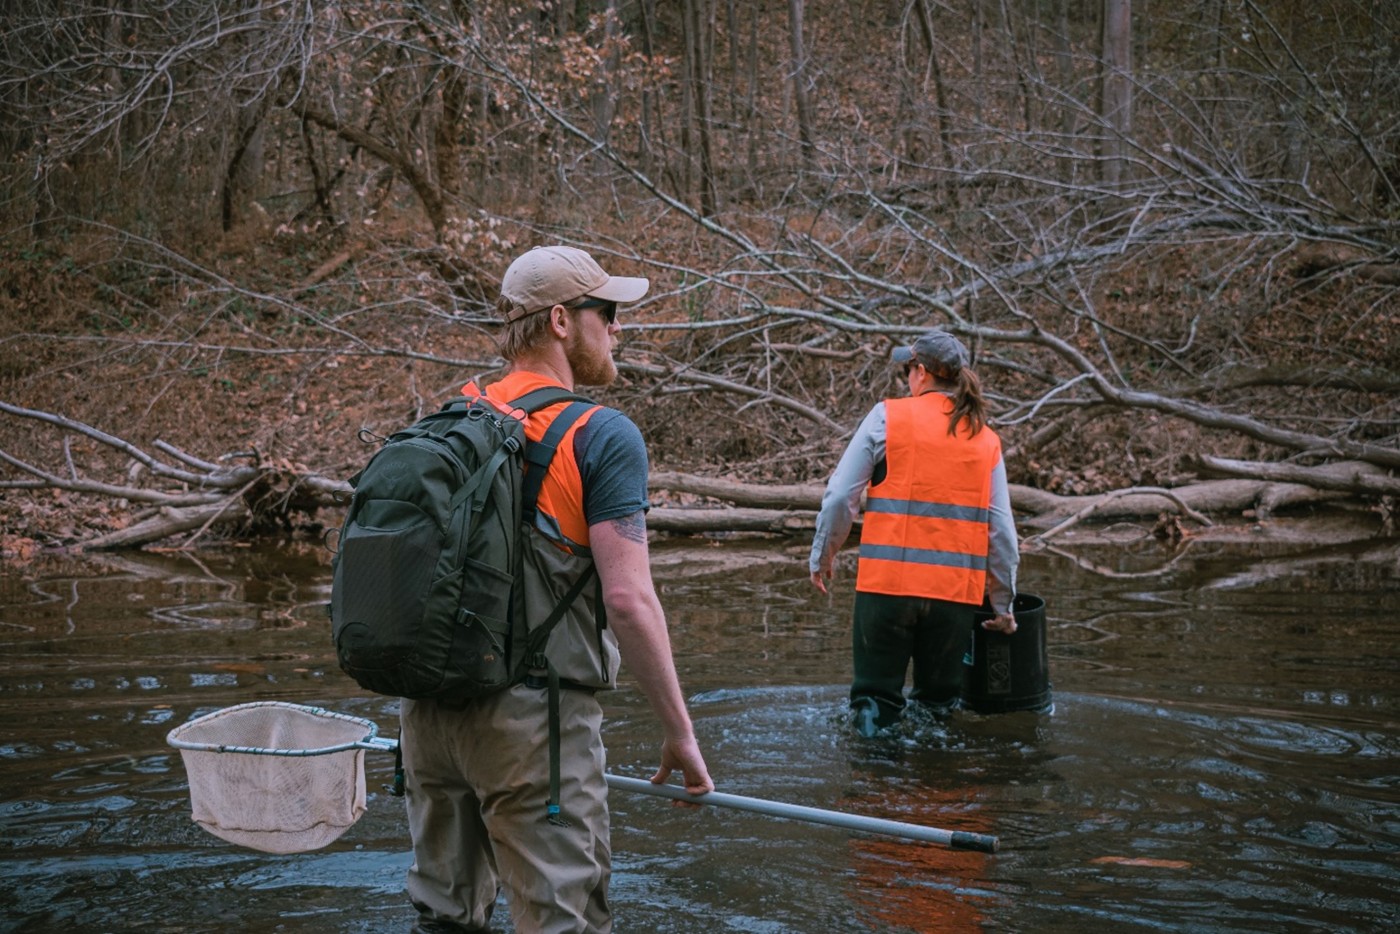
[679,0,697,202]
[996,0,1036,137]
[970,0,985,125]
[787,0,816,173]
[911,0,958,207]
[296,102,448,239]
[222,102,268,232]
[1052,0,1078,184]
[636,0,658,176]
[1099,0,1132,187]
[687,0,718,214]
[744,1,762,191]
[592,0,620,144]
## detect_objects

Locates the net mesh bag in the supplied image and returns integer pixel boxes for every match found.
[166,702,379,854]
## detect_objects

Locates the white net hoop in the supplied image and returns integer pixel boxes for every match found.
[166,701,392,854]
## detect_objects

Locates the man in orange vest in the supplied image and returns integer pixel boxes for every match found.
[809,329,1019,736]
[401,245,713,933]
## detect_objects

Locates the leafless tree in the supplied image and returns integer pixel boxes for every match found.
[680,0,719,214]
[787,0,817,174]
[1099,0,1132,187]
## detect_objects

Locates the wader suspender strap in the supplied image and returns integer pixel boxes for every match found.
[511,391,599,826]
[531,566,597,825]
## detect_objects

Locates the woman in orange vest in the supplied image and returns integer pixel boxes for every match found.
[809,329,1019,736]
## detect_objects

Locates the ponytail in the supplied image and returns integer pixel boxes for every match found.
[947,366,987,437]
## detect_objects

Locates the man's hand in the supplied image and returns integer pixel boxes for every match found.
[810,567,832,595]
[652,734,713,806]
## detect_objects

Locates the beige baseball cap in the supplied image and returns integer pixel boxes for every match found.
[500,245,650,322]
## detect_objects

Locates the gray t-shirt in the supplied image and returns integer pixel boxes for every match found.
[575,407,651,526]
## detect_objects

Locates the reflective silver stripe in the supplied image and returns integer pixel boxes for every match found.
[858,543,988,571]
[865,497,989,523]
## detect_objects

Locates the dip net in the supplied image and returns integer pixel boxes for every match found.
[166,701,396,854]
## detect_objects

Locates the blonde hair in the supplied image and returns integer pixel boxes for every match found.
[495,296,557,361]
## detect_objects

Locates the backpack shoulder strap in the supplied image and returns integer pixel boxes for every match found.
[509,386,597,522]
[509,385,593,414]
[521,400,594,523]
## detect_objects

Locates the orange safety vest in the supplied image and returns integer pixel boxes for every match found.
[855,392,1002,604]
[474,371,602,554]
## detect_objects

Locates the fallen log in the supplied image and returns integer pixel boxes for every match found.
[647,507,814,534]
[1010,479,1347,527]
[2,389,1386,551]
[1292,242,1400,286]
[644,471,1362,534]
[82,499,251,550]
[38,465,1383,549]
[649,472,824,510]
[1196,456,1400,497]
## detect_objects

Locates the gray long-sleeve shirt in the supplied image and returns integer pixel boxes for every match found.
[808,399,1019,615]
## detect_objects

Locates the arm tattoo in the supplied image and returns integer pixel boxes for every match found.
[608,511,648,545]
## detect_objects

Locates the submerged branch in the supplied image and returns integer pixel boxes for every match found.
[1026,486,1214,545]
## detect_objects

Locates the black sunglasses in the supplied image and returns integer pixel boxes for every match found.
[572,298,618,324]
[902,362,920,377]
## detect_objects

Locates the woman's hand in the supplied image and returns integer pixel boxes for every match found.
[981,612,1017,634]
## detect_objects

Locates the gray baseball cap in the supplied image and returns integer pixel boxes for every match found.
[891,329,970,374]
[500,245,649,322]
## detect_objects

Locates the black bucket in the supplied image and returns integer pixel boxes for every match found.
[962,593,1052,714]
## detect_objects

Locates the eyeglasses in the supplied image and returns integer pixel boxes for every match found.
[571,298,618,325]
[902,362,920,377]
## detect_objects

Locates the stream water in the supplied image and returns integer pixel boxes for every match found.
[1,530,1397,932]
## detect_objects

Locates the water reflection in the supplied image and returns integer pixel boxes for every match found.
[0,535,1397,932]
[842,790,1001,933]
